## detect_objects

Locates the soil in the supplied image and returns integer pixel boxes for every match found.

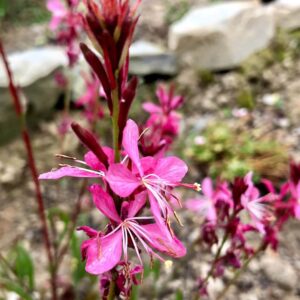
[0,1,300,299]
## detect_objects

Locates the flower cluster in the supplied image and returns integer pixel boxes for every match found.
[186,166,300,296]
[140,84,183,156]
[47,0,82,66]
[41,0,199,298]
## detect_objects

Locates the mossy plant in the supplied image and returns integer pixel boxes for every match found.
[185,121,288,182]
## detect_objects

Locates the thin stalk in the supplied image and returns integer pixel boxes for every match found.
[55,180,87,268]
[202,231,229,286]
[216,244,264,300]
[112,88,120,162]
[0,40,57,300]
[107,277,116,300]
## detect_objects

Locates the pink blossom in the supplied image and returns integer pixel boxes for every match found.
[47,0,68,31]
[106,119,199,225]
[241,172,274,234]
[79,185,186,275]
[76,75,104,123]
[186,178,218,224]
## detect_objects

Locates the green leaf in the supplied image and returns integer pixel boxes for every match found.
[0,0,6,18]
[14,245,35,291]
[71,233,86,284]
[0,279,33,300]
[175,289,184,300]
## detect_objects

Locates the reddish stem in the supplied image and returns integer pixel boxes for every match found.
[0,39,58,300]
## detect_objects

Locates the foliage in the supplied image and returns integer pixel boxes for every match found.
[186,120,288,181]
[0,0,50,26]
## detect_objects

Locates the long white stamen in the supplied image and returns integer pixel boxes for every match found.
[127,227,143,266]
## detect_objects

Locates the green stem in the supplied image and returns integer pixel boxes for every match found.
[112,88,120,162]
[107,279,116,300]
[216,244,264,300]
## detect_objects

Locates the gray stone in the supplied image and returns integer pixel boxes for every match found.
[169,2,275,71]
[272,0,300,31]
[0,47,67,144]
[129,40,178,76]
[0,46,67,87]
[261,254,298,290]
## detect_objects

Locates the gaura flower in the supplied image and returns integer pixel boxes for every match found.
[106,119,200,225]
[79,185,186,275]
[143,84,183,137]
[241,172,274,234]
[185,178,218,224]
[39,123,113,180]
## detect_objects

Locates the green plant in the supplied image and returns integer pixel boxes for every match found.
[165,0,189,25]
[185,121,288,181]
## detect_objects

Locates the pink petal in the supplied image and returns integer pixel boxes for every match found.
[122,119,143,176]
[185,198,208,212]
[140,157,156,174]
[106,164,141,197]
[77,226,98,238]
[154,156,188,183]
[294,204,300,219]
[84,151,106,171]
[89,184,121,223]
[85,231,123,275]
[127,191,147,218]
[141,224,186,258]
[142,103,161,114]
[39,167,100,180]
[202,178,214,198]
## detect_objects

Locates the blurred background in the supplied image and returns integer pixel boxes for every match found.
[0,0,300,299]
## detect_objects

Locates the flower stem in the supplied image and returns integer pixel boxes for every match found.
[107,278,116,300]
[216,244,265,300]
[112,88,120,162]
[0,39,57,300]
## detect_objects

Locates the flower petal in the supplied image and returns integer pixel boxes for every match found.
[85,231,123,275]
[106,164,140,197]
[142,103,161,114]
[122,119,143,176]
[39,167,100,180]
[84,151,106,172]
[202,178,213,199]
[90,184,121,223]
[154,156,188,183]
[141,224,186,258]
[127,191,147,218]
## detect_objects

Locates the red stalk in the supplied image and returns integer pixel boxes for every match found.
[0,39,58,300]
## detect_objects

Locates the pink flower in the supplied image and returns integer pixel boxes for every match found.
[241,172,274,234]
[106,119,199,225]
[143,85,183,137]
[39,123,113,180]
[186,178,218,224]
[47,0,68,30]
[289,181,300,219]
[79,185,186,275]
[186,178,233,224]
[76,75,104,123]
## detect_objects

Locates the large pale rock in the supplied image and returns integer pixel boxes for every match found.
[261,254,298,291]
[272,0,300,31]
[169,2,275,71]
[129,40,177,76]
[0,47,67,144]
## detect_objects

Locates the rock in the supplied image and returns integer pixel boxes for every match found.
[0,155,25,186]
[0,46,67,144]
[129,40,178,76]
[272,0,300,31]
[0,46,68,87]
[261,254,298,290]
[286,80,300,125]
[169,2,275,71]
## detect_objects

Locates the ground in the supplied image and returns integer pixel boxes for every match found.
[0,1,300,299]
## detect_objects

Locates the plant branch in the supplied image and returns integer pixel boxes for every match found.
[0,39,57,300]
